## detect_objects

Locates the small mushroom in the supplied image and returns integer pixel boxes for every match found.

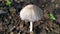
[20,4,43,33]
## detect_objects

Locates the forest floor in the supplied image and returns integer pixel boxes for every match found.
[0,0,60,34]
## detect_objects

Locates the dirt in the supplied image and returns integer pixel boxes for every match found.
[0,0,60,34]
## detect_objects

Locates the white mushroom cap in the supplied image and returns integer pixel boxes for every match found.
[20,4,43,22]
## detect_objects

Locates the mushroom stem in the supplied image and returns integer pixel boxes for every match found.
[30,22,33,32]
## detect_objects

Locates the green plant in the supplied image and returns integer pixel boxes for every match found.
[6,0,11,6]
[49,12,56,21]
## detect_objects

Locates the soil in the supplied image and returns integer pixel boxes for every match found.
[0,0,60,34]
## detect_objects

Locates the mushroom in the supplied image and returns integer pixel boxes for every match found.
[20,4,43,33]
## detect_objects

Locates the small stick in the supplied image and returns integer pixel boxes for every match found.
[10,26,15,31]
